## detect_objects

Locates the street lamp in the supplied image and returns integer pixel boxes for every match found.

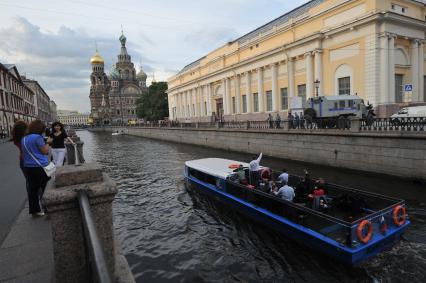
[314,79,320,97]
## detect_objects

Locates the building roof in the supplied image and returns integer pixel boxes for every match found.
[185,158,263,179]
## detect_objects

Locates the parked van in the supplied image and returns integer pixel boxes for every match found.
[391,106,426,118]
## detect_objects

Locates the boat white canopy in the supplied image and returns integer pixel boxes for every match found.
[185,158,260,179]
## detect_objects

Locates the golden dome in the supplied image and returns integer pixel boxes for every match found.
[90,51,104,64]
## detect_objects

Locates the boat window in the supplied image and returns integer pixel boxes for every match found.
[339,100,346,108]
[188,168,217,186]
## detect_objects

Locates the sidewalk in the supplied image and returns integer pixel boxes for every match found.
[0,141,54,282]
[0,204,54,283]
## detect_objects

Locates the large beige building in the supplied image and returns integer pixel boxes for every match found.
[57,110,90,126]
[167,0,426,120]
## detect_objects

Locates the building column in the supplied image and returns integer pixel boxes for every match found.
[411,39,419,102]
[207,83,212,115]
[314,50,323,96]
[380,33,389,104]
[222,78,228,115]
[257,67,264,112]
[418,40,424,102]
[305,52,314,98]
[389,34,396,103]
[184,91,188,117]
[179,93,183,118]
[245,71,252,113]
[235,75,241,114]
[226,77,232,115]
[288,58,295,97]
[272,63,278,111]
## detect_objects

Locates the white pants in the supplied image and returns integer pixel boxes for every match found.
[51,148,66,167]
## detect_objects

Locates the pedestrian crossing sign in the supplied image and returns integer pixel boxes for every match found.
[404,84,413,92]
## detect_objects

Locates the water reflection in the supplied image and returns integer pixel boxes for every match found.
[78,130,426,282]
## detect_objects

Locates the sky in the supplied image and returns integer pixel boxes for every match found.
[0,0,310,112]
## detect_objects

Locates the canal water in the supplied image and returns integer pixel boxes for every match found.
[79,130,426,282]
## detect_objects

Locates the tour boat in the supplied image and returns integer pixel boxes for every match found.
[184,158,409,266]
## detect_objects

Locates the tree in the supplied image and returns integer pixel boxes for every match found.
[136,81,168,121]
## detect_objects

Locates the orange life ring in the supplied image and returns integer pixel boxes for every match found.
[260,168,271,179]
[228,163,240,169]
[392,205,407,227]
[356,220,373,244]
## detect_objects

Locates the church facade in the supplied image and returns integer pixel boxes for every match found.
[89,32,147,125]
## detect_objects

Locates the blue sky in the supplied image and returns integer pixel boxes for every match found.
[0,0,309,112]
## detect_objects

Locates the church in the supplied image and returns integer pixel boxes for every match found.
[89,32,148,125]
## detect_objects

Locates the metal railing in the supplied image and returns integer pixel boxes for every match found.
[97,117,426,133]
[78,190,112,283]
[361,117,426,132]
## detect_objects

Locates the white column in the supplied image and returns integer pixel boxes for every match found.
[179,93,183,118]
[245,71,252,113]
[314,50,323,96]
[222,78,227,115]
[288,58,295,97]
[411,39,419,102]
[184,91,188,117]
[305,52,314,98]
[235,75,241,114]
[380,34,389,104]
[226,78,232,115]
[257,67,264,112]
[207,83,212,115]
[389,35,396,103]
[272,63,278,111]
[418,41,424,102]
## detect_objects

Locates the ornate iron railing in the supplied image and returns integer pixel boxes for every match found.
[361,117,426,132]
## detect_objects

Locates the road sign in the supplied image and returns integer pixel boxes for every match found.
[404,84,413,92]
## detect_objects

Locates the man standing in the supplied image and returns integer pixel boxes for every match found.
[266,114,274,128]
[275,113,281,128]
[249,152,263,187]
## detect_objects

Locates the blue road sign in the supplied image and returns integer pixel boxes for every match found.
[404,84,413,92]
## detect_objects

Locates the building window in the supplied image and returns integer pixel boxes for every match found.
[242,95,247,113]
[266,90,272,111]
[338,77,350,95]
[298,84,306,103]
[253,93,259,112]
[232,97,236,114]
[395,74,403,103]
[204,102,207,115]
[279,88,287,111]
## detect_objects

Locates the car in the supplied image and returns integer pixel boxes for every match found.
[391,106,426,118]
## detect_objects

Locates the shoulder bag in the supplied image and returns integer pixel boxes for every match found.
[23,136,56,177]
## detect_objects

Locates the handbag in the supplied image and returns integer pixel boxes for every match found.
[23,136,57,177]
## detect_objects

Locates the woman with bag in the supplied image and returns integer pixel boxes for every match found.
[21,120,53,216]
[49,121,75,167]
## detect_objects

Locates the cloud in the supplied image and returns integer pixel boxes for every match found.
[0,17,154,111]
[184,26,239,50]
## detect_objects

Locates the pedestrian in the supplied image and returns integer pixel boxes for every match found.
[294,112,300,129]
[48,121,75,167]
[249,152,263,187]
[21,120,50,216]
[266,113,274,128]
[275,113,281,128]
[288,112,294,129]
[11,120,28,174]
[300,112,305,129]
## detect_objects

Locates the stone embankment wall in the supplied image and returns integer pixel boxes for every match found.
[92,127,426,180]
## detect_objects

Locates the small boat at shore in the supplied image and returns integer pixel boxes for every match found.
[184,158,409,266]
[111,132,122,136]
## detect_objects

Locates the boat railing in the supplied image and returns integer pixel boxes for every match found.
[225,180,353,245]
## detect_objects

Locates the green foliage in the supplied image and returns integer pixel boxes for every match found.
[136,81,168,121]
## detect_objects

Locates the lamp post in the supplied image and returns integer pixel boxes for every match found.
[314,79,320,97]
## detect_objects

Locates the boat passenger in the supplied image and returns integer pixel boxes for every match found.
[277,169,289,184]
[273,181,295,202]
[249,152,262,187]
[236,164,246,184]
[259,177,274,193]
[295,170,313,202]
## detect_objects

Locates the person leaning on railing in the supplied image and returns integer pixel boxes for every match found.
[48,121,75,167]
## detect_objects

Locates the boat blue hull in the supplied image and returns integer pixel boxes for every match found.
[186,175,409,266]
